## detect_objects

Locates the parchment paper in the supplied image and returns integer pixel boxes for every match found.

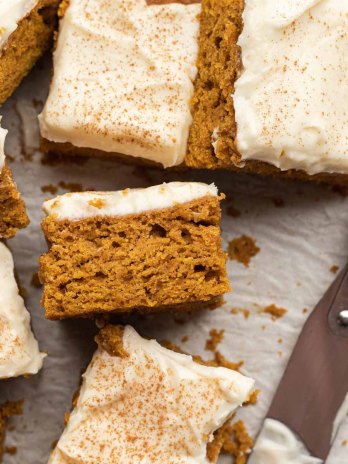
[0,55,347,463]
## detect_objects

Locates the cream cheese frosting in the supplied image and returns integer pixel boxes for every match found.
[0,119,6,171]
[39,0,201,168]
[233,0,348,175]
[43,182,218,220]
[0,0,38,48]
[0,242,45,379]
[48,325,254,464]
[249,419,322,464]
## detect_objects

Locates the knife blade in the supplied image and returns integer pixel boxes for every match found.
[249,264,348,461]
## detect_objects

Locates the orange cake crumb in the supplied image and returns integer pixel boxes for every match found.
[41,184,58,195]
[205,328,224,352]
[231,308,250,319]
[259,304,287,321]
[228,235,260,267]
[207,419,254,464]
[330,265,339,274]
[0,401,23,461]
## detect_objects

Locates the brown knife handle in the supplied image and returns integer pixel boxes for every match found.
[328,265,348,338]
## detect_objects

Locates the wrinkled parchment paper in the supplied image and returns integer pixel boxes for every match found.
[0,55,347,463]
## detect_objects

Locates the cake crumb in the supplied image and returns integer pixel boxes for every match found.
[181,335,189,343]
[245,389,260,406]
[330,265,339,274]
[58,181,83,192]
[205,329,224,352]
[41,184,58,194]
[0,401,23,459]
[4,446,17,455]
[228,236,260,267]
[259,304,287,321]
[95,325,128,358]
[303,308,309,314]
[209,420,254,464]
[341,440,347,446]
[231,308,250,319]
[30,272,42,288]
[160,341,243,372]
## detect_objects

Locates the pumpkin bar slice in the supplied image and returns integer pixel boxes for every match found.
[40,182,229,320]
[0,0,59,105]
[39,0,201,168]
[48,324,254,464]
[186,0,348,185]
[0,122,29,239]
[0,242,45,379]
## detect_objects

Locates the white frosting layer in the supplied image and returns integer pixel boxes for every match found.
[0,242,45,379]
[43,182,218,220]
[0,118,6,171]
[39,0,201,168]
[49,325,254,464]
[234,0,348,175]
[249,419,322,464]
[0,0,38,48]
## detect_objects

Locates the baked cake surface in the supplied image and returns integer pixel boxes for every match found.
[40,182,229,319]
[48,324,254,464]
[39,0,200,168]
[0,242,45,379]
[187,0,348,183]
[0,0,59,105]
[0,123,29,239]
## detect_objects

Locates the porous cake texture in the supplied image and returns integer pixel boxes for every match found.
[39,182,229,320]
[0,163,29,238]
[187,0,348,185]
[48,324,255,464]
[186,0,244,170]
[0,124,29,239]
[0,0,59,106]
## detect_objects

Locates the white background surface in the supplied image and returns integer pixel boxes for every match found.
[0,56,348,463]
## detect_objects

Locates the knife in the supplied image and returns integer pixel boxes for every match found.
[248,265,348,462]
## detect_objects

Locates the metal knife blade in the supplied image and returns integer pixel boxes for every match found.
[250,265,348,461]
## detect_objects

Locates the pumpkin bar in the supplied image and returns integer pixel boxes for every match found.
[186,0,348,184]
[39,182,229,319]
[39,0,201,168]
[48,324,254,463]
[0,242,45,379]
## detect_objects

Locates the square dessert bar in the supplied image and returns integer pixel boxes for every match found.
[48,324,254,463]
[0,242,44,379]
[39,0,201,168]
[39,182,229,319]
[0,123,29,238]
[0,0,59,105]
[186,0,348,184]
